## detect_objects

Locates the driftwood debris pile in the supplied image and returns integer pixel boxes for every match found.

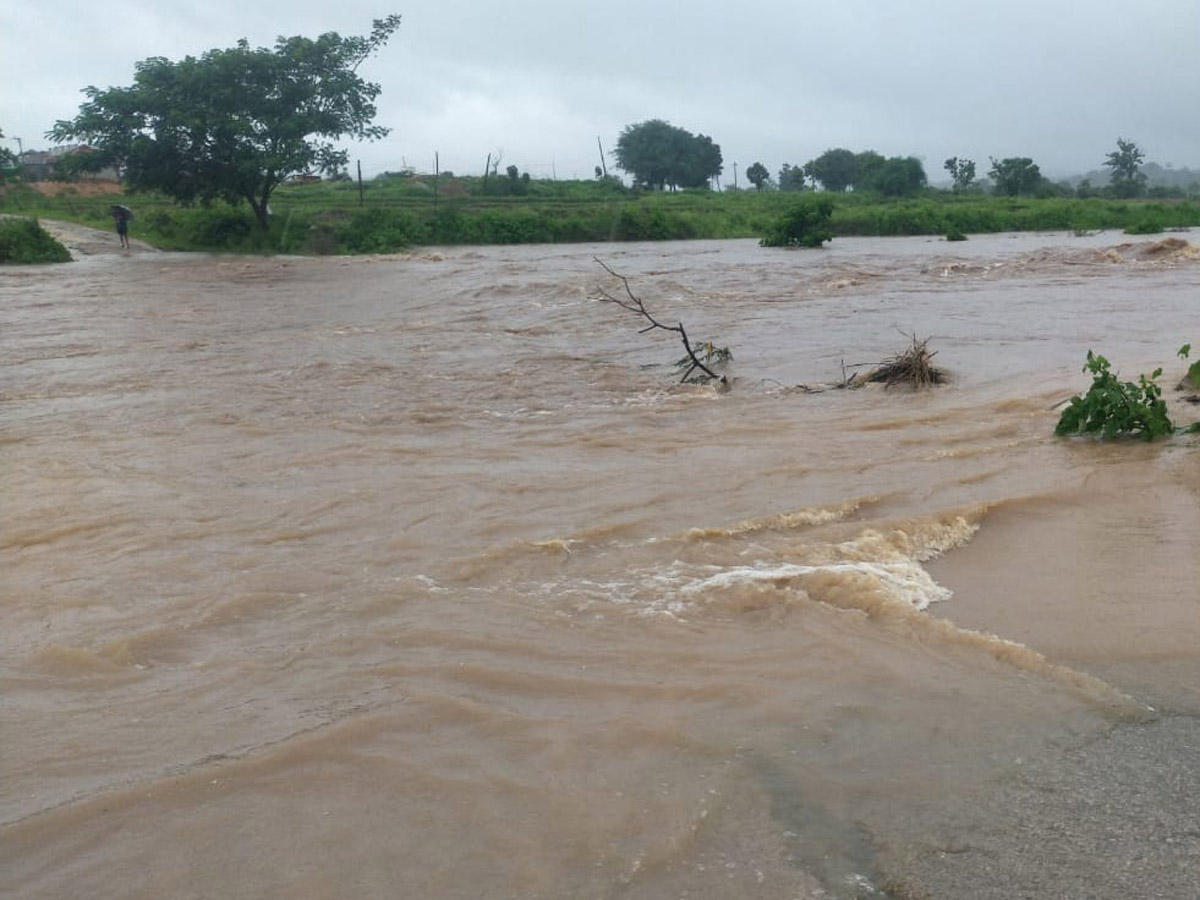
[851,335,948,389]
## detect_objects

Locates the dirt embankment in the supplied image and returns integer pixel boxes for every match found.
[28,180,125,197]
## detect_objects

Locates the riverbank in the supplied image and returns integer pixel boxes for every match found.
[881,713,1200,898]
[3,178,1198,255]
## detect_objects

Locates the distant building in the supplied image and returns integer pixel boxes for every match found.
[19,145,120,182]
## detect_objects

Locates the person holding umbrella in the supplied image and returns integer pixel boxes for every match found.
[111,204,132,249]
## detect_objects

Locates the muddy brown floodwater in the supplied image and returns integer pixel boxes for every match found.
[3,230,1200,899]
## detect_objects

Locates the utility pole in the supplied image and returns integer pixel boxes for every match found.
[733,162,738,190]
[596,137,608,177]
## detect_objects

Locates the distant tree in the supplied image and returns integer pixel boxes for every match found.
[505,164,530,194]
[988,157,1043,196]
[0,127,13,167]
[1035,180,1070,199]
[868,156,927,196]
[614,119,723,191]
[852,150,886,190]
[49,15,402,230]
[804,148,857,192]
[745,161,770,191]
[676,132,723,189]
[778,163,807,192]
[1147,184,1186,200]
[480,163,532,197]
[1104,137,1146,198]
[943,156,976,192]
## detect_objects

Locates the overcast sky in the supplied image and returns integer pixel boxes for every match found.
[3,0,1198,183]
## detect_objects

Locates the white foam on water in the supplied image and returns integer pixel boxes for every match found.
[682,558,951,611]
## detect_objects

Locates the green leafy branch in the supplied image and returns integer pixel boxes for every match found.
[1055,349,1200,440]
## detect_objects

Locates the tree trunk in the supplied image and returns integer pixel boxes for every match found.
[247,194,271,231]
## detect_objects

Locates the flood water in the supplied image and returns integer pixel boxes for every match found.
[4,232,1200,898]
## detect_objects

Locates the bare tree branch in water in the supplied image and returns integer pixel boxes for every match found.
[592,257,728,385]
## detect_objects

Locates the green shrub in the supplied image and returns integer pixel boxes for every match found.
[0,217,72,264]
[193,211,256,247]
[144,210,176,236]
[1055,351,1173,440]
[1180,344,1200,390]
[1124,219,1165,235]
[472,209,556,243]
[428,209,477,244]
[613,205,695,241]
[760,195,834,247]
[338,207,427,252]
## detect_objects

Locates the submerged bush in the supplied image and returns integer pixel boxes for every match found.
[1124,219,1165,235]
[760,195,834,247]
[1055,351,1173,440]
[1181,344,1200,390]
[0,217,71,263]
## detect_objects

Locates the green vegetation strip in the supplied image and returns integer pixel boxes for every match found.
[2,178,1198,255]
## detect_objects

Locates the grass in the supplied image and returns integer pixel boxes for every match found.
[2,177,1198,254]
[0,217,72,264]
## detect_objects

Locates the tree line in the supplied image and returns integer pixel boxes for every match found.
[762,149,927,196]
[606,124,1155,202]
[741,138,1154,200]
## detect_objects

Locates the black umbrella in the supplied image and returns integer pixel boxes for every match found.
[111,204,133,219]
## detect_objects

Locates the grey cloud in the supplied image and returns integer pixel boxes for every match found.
[4,0,1198,181]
